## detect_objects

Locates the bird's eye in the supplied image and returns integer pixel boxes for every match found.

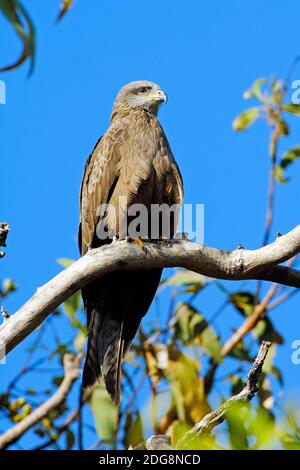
[137,87,149,94]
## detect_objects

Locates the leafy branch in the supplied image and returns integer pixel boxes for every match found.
[0,0,74,73]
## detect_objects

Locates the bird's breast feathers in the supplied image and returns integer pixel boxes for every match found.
[80,109,183,250]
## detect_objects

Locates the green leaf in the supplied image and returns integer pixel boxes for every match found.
[278,119,289,136]
[66,429,75,449]
[0,0,36,73]
[281,145,300,167]
[257,376,274,410]
[229,344,252,362]
[161,270,205,293]
[253,317,284,345]
[63,291,86,333]
[52,375,64,387]
[259,343,283,386]
[174,303,222,362]
[226,404,249,450]
[274,165,288,184]
[228,375,244,395]
[89,385,118,444]
[3,278,16,292]
[169,380,186,422]
[57,258,75,267]
[74,331,86,351]
[230,291,256,317]
[282,104,300,116]
[243,78,268,102]
[57,0,74,22]
[269,365,283,386]
[64,291,81,316]
[281,433,300,450]
[1,278,17,298]
[275,146,300,184]
[168,420,190,447]
[166,349,211,424]
[272,79,285,106]
[248,406,275,449]
[261,343,283,386]
[51,343,68,360]
[232,107,261,131]
[124,412,144,449]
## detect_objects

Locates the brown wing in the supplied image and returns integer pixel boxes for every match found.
[79,123,156,255]
[79,132,119,255]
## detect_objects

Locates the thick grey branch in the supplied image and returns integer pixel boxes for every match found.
[0,225,299,357]
[0,353,82,450]
[176,340,271,449]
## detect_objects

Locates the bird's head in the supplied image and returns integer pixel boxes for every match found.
[113,80,168,116]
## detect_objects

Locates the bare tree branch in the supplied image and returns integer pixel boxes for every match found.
[176,340,271,449]
[132,435,172,450]
[0,225,299,357]
[220,285,277,357]
[32,388,92,450]
[0,353,82,450]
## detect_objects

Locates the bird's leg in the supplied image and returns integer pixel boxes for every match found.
[125,236,149,251]
[133,237,145,249]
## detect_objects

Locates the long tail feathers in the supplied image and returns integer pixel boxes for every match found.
[83,312,128,405]
[101,322,125,405]
[82,269,162,405]
[82,308,101,390]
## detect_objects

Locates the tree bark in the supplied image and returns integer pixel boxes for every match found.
[0,226,299,357]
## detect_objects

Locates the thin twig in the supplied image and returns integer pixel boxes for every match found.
[177,341,271,449]
[0,353,82,450]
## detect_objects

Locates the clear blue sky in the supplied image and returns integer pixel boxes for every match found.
[1,0,300,449]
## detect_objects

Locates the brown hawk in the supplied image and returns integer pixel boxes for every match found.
[79,81,183,404]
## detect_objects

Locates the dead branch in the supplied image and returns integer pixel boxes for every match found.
[0,353,82,450]
[177,341,271,449]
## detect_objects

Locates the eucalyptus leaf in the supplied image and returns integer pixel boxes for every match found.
[243,78,268,102]
[282,104,300,115]
[161,270,205,293]
[275,146,300,184]
[232,107,261,131]
[0,0,36,73]
[174,303,222,362]
[57,0,74,22]
[124,412,144,449]
[57,258,75,267]
[89,385,118,444]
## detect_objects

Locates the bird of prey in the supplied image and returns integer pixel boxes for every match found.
[79,80,183,404]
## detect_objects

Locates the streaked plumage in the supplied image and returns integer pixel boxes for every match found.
[79,80,183,404]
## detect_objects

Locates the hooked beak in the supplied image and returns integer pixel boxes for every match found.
[150,89,168,104]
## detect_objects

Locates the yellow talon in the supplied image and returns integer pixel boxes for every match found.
[133,238,144,249]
